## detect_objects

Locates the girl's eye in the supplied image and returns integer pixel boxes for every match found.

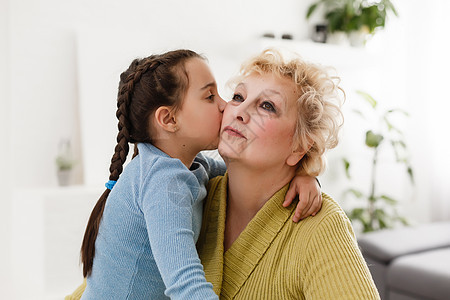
[232,93,244,102]
[206,94,215,101]
[261,101,276,112]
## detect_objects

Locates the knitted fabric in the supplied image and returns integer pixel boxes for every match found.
[197,174,380,299]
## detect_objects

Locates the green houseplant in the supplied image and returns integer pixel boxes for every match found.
[306,0,398,46]
[343,91,413,232]
[55,139,75,186]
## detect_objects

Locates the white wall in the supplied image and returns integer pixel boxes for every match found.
[403,0,450,221]
[0,0,12,297]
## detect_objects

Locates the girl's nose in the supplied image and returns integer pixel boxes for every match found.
[217,96,226,112]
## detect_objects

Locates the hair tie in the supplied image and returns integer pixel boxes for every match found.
[105,180,117,190]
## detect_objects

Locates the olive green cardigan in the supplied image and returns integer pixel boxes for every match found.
[197,175,380,299]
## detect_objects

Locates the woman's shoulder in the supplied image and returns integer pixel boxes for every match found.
[310,193,351,227]
[318,193,348,220]
[290,193,355,243]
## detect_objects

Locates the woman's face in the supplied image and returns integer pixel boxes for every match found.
[219,72,303,169]
[176,58,226,152]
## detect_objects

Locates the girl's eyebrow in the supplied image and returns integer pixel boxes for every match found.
[200,82,217,90]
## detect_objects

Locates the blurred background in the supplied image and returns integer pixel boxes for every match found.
[1,0,449,299]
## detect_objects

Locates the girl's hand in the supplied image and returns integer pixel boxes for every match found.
[283,176,322,222]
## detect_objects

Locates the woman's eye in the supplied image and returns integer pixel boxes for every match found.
[206,94,215,101]
[232,93,244,102]
[261,101,276,112]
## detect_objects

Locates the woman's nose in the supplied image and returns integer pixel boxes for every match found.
[236,105,250,123]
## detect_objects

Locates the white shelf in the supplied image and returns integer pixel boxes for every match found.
[257,38,380,71]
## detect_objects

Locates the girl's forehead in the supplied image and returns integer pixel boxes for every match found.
[186,58,211,75]
[184,59,218,96]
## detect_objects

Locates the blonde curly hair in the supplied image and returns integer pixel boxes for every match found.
[234,49,344,176]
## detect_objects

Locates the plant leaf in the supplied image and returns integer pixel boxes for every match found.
[384,0,399,17]
[349,208,372,232]
[352,109,366,119]
[383,115,402,133]
[391,140,406,149]
[349,208,365,219]
[386,108,409,117]
[390,140,401,161]
[378,216,388,229]
[365,130,383,148]
[397,216,409,226]
[345,188,364,199]
[380,195,397,205]
[363,222,374,233]
[407,165,415,184]
[306,3,319,19]
[374,208,387,218]
[356,90,377,108]
[343,157,351,179]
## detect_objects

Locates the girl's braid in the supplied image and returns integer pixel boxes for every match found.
[81,50,202,278]
[81,57,162,277]
[110,58,162,179]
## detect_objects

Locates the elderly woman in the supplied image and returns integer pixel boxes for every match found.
[196,49,380,299]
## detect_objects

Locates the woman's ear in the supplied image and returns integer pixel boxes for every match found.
[286,150,305,166]
[154,106,178,132]
[286,141,312,166]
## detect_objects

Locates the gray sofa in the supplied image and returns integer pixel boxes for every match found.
[358,222,450,300]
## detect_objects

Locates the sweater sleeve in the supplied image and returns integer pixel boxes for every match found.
[141,161,218,300]
[300,211,380,300]
[196,152,226,179]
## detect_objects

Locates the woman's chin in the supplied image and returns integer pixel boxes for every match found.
[218,142,242,161]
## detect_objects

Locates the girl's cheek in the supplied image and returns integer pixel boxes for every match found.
[216,107,224,123]
[222,110,234,127]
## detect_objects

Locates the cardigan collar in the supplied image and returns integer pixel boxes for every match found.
[201,174,297,298]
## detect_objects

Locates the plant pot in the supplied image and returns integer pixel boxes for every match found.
[57,169,71,186]
[326,31,349,46]
[349,27,370,47]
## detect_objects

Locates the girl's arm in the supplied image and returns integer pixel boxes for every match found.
[142,162,218,300]
[196,151,226,179]
[283,176,322,222]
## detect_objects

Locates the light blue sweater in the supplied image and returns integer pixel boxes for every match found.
[82,143,225,299]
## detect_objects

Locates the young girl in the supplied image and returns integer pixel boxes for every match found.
[70,50,321,299]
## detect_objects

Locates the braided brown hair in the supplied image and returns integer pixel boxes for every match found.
[81,49,203,277]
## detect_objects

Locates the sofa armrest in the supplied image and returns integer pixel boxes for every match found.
[358,222,450,264]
